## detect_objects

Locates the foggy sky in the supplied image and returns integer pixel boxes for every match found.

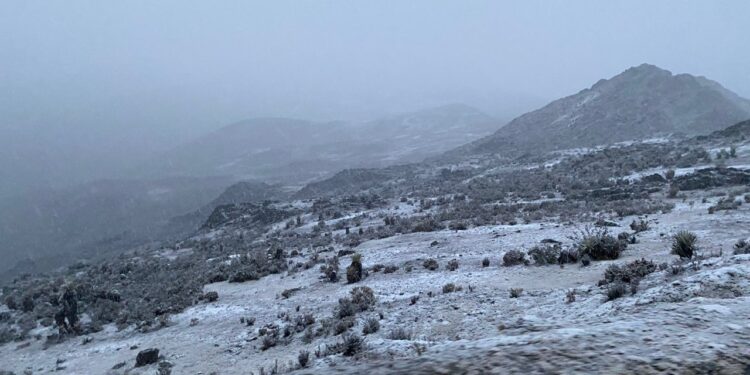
[1,1,750,197]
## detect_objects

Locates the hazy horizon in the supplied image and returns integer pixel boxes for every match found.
[2,1,750,197]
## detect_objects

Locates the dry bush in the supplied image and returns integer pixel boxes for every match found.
[442,283,457,294]
[387,327,413,340]
[326,333,365,357]
[605,283,627,301]
[528,244,560,266]
[446,259,459,271]
[575,227,626,261]
[383,265,399,274]
[601,258,657,285]
[503,250,528,266]
[361,317,380,335]
[423,259,439,271]
[734,239,750,255]
[630,219,649,233]
[565,289,576,303]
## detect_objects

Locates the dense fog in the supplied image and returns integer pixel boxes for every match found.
[2,1,749,198]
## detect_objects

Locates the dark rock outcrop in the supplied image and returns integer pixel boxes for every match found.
[135,348,160,367]
[674,168,750,190]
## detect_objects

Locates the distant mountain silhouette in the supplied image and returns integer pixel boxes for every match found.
[445,64,750,158]
[141,104,496,184]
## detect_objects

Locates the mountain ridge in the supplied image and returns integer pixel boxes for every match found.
[139,104,497,184]
[443,64,750,159]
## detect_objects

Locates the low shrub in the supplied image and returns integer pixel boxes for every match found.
[423,259,439,271]
[449,221,468,231]
[4,296,17,310]
[350,287,376,312]
[442,283,457,294]
[734,239,750,255]
[670,264,685,275]
[557,249,578,265]
[387,327,413,340]
[575,228,625,261]
[229,270,259,283]
[565,289,576,303]
[334,317,355,335]
[281,288,300,299]
[601,258,657,285]
[361,317,380,335]
[528,244,560,266]
[446,259,459,271]
[617,231,637,244]
[412,218,444,233]
[708,197,741,213]
[341,334,365,356]
[21,295,34,313]
[328,333,365,357]
[293,313,316,332]
[336,298,356,319]
[503,250,528,266]
[605,283,627,301]
[383,265,399,274]
[336,286,376,320]
[320,257,340,282]
[260,335,277,351]
[630,219,649,233]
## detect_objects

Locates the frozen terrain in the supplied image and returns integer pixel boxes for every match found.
[3,190,749,374]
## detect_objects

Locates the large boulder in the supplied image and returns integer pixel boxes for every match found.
[135,348,160,367]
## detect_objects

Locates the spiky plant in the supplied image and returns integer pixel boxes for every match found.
[671,231,697,259]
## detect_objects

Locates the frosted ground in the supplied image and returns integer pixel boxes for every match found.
[3,189,749,374]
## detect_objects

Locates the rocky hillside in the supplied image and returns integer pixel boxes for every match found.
[0,177,287,281]
[166,181,289,232]
[0,104,492,279]
[2,128,749,373]
[445,64,750,159]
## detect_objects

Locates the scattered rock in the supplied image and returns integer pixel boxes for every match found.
[112,362,126,370]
